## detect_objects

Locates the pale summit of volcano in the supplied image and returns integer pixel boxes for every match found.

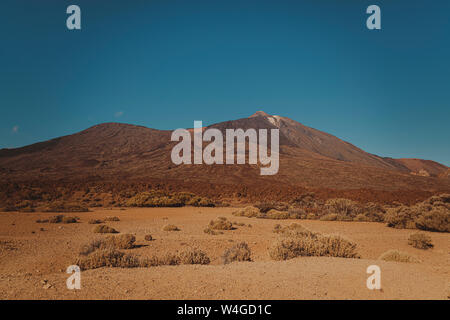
[249,110,271,118]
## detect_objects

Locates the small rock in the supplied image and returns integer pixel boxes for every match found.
[43,283,52,290]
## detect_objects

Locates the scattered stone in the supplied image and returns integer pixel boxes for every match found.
[43,283,52,289]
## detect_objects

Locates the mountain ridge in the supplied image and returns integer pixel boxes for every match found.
[0,112,448,192]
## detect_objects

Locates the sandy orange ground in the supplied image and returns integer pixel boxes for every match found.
[0,207,449,299]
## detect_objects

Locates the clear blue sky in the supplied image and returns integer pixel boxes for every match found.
[1,0,449,165]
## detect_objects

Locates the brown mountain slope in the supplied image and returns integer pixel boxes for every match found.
[439,168,450,178]
[392,158,448,177]
[248,111,406,171]
[0,112,448,193]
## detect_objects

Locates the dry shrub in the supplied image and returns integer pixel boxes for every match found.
[76,249,140,270]
[43,201,89,213]
[153,253,179,266]
[424,193,450,207]
[258,209,290,220]
[104,234,136,249]
[79,239,104,256]
[177,248,210,265]
[361,202,386,222]
[140,253,179,267]
[222,242,252,264]
[104,216,120,222]
[255,202,289,214]
[306,213,318,220]
[415,208,449,232]
[186,196,215,207]
[49,215,63,223]
[93,225,118,234]
[48,215,77,224]
[408,233,433,249]
[163,224,180,231]
[140,248,211,267]
[144,234,153,241]
[232,206,260,218]
[125,191,214,208]
[353,214,370,222]
[320,212,353,221]
[62,216,78,223]
[269,233,359,260]
[88,219,103,224]
[126,191,184,207]
[287,208,306,219]
[324,198,361,221]
[272,223,312,237]
[203,228,223,235]
[385,206,418,229]
[255,202,276,213]
[319,234,360,258]
[290,193,327,212]
[0,205,19,212]
[379,250,420,263]
[214,201,230,207]
[209,217,233,230]
[320,213,338,221]
[79,235,134,254]
[273,224,282,233]
[386,194,450,232]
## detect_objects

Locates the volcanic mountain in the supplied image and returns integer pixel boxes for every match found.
[0,111,449,197]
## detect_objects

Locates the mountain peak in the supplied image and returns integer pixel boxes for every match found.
[249,111,271,118]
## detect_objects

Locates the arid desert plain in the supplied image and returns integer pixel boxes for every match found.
[1,206,449,300]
